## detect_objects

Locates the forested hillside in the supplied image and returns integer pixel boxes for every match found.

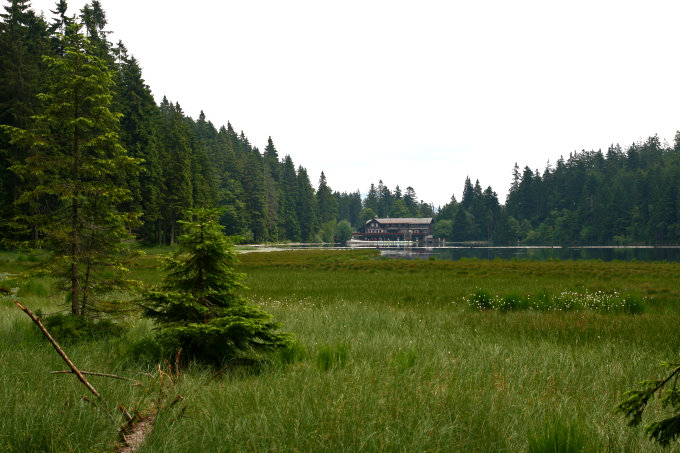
[0,0,432,246]
[2,0,679,247]
[436,137,680,246]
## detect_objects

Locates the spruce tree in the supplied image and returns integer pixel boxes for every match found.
[158,99,193,245]
[115,53,163,243]
[3,24,140,315]
[0,0,51,241]
[316,171,336,224]
[142,208,292,365]
[278,155,300,241]
[296,166,318,242]
[240,148,267,242]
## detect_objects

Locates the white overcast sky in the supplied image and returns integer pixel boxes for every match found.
[29,0,680,208]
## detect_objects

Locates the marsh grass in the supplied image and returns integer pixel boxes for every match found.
[2,250,680,451]
[466,288,646,314]
[528,415,595,453]
[316,342,349,371]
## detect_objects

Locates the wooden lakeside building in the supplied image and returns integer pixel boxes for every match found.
[353,218,435,245]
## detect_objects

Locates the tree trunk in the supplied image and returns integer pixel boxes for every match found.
[81,260,91,316]
[71,94,80,316]
[71,197,79,316]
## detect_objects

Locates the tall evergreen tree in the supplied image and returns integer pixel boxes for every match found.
[4,24,140,315]
[296,166,318,242]
[158,99,193,245]
[240,148,267,242]
[364,183,379,214]
[0,0,51,241]
[263,136,280,182]
[278,155,300,241]
[316,171,336,224]
[115,53,163,243]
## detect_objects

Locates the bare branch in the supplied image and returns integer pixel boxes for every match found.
[13,299,100,397]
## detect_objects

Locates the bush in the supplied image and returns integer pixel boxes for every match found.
[469,288,494,310]
[500,293,524,311]
[40,313,126,343]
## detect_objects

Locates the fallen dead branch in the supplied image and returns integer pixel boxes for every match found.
[8,295,184,453]
[12,299,100,397]
[51,370,142,385]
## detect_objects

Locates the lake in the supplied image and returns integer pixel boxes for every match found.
[246,243,680,262]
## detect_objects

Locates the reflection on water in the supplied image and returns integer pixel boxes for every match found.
[375,246,680,262]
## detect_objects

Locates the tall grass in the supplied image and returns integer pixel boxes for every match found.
[2,249,680,451]
[466,288,646,314]
[528,415,595,453]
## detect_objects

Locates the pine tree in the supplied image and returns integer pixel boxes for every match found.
[216,125,248,237]
[263,136,280,182]
[115,53,163,243]
[296,166,318,242]
[347,190,362,227]
[364,183,379,213]
[0,0,51,240]
[79,1,111,63]
[316,171,336,224]
[278,155,300,241]
[376,180,392,217]
[4,24,140,315]
[142,208,292,365]
[158,99,193,245]
[403,186,419,217]
[240,148,267,242]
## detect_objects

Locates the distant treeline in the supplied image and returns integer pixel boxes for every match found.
[2,1,679,246]
[436,135,680,245]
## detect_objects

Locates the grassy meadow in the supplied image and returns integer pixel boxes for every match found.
[1,249,680,452]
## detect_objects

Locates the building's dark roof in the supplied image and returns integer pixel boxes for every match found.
[366,218,433,225]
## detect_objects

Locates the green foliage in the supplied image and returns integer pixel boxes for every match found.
[465,289,645,314]
[617,362,680,447]
[39,312,126,343]
[470,288,494,310]
[505,139,680,246]
[142,208,292,365]
[334,219,353,243]
[3,23,140,316]
[316,219,336,243]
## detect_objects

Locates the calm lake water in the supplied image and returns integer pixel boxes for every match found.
[260,244,680,262]
[374,246,680,262]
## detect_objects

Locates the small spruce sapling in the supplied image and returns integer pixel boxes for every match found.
[142,208,292,365]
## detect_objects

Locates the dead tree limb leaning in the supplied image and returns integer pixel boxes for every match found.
[13,299,100,398]
[51,370,141,385]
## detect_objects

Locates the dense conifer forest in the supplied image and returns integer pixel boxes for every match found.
[2,0,680,247]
